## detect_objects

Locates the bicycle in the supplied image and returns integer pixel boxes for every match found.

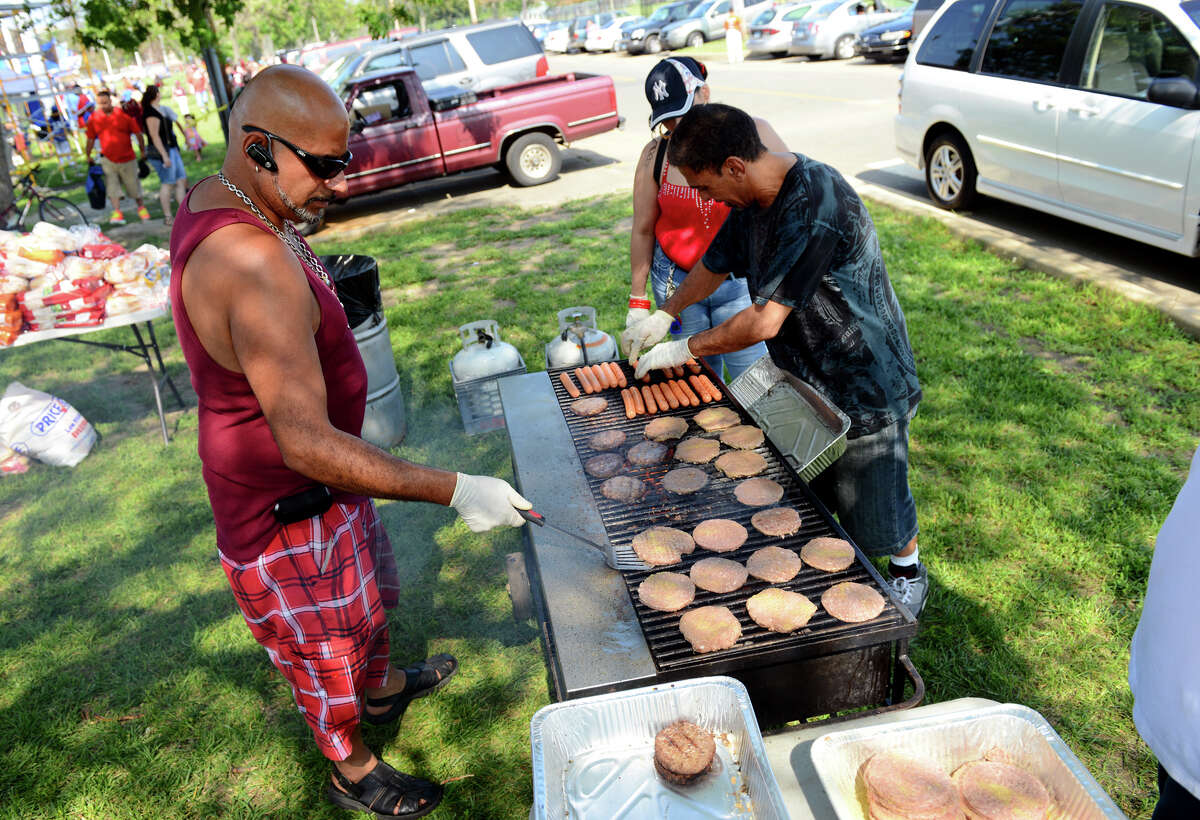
[1,164,89,232]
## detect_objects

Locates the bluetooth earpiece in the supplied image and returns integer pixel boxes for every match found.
[246,142,277,172]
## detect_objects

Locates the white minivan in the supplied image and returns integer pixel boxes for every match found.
[895,0,1200,256]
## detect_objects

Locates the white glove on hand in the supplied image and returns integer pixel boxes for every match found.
[450,473,532,533]
[624,306,650,330]
[634,337,694,379]
[620,309,675,362]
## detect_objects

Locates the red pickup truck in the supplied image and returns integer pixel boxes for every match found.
[341,67,623,194]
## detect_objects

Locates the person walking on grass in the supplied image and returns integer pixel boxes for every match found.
[623,103,929,616]
[169,64,531,818]
[84,89,149,225]
[140,85,187,227]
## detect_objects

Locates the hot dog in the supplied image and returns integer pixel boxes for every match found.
[559,372,581,398]
[667,379,691,408]
[686,358,702,374]
[607,361,627,389]
[588,363,608,390]
[675,379,700,407]
[621,388,636,419]
[630,384,646,415]
[641,384,659,414]
[576,367,597,394]
[651,382,677,410]
[689,374,714,403]
[698,374,723,401]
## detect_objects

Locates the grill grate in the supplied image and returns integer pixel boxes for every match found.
[546,361,916,674]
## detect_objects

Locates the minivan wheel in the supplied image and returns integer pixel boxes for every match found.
[506,132,562,187]
[686,31,705,49]
[924,132,977,210]
[834,35,856,59]
[646,35,662,53]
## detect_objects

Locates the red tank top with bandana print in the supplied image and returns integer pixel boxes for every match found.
[654,151,730,271]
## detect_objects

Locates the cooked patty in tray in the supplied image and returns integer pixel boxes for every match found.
[653,721,715,785]
[692,519,748,553]
[750,506,802,538]
[637,572,696,612]
[584,452,624,478]
[662,466,709,495]
[644,416,688,442]
[694,406,739,432]
[734,477,784,507]
[862,753,961,820]
[570,396,608,417]
[719,425,765,450]
[800,537,855,572]
[600,475,646,503]
[675,437,721,464]
[746,546,802,583]
[679,605,742,653]
[714,450,767,478]
[587,429,627,451]
[821,581,886,623]
[952,759,1051,820]
[627,440,669,466]
[746,587,817,633]
[690,557,748,593]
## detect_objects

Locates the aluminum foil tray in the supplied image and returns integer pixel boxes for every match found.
[530,676,789,819]
[809,702,1127,820]
[726,356,850,482]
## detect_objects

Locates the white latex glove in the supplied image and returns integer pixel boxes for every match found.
[450,473,532,532]
[634,337,694,379]
[620,309,675,362]
[625,306,650,329]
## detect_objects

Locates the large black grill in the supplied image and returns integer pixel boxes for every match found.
[543,361,922,724]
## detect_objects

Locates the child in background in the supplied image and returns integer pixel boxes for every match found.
[48,108,75,167]
[182,113,206,160]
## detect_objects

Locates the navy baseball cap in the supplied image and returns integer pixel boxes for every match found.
[645,57,708,129]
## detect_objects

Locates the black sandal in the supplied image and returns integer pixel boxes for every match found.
[327,759,443,818]
[362,653,459,726]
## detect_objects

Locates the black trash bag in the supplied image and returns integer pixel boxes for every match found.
[320,254,381,329]
[85,163,106,210]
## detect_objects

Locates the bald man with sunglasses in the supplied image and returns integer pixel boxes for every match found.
[169,65,529,818]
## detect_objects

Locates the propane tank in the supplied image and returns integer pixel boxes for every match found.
[544,306,618,369]
[451,320,523,381]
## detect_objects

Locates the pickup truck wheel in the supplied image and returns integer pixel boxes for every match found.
[645,35,662,53]
[686,31,705,49]
[506,133,561,187]
[834,35,856,59]
[924,132,977,210]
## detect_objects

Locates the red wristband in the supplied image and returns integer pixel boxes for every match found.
[628,297,652,309]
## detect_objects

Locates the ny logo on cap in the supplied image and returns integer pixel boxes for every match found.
[652,78,669,101]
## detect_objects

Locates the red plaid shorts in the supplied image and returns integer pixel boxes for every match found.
[221,499,401,761]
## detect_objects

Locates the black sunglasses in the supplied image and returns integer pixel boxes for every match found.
[242,125,353,179]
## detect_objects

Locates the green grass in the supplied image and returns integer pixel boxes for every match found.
[1,194,1195,817]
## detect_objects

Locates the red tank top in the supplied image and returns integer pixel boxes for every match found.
[169,180,368,562]
[654,150,731,271]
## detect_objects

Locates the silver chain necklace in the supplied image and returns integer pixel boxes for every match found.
[216,172,335,292]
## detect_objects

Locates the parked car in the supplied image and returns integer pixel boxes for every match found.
[790,0,910,59]
[748,3,817,57]
[326,19,548,94]
[662,0,772,50]
[621,0,703,54]
[586,13,640,51]
[895,0,1200,256]
[855,6,913,61]
[910,0,946,40]
[543,21,571,53]
[568,12,625,53]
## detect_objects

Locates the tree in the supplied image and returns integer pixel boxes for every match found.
[233,0,365,57]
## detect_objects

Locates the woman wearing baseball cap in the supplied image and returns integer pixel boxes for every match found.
[626,57,786,381]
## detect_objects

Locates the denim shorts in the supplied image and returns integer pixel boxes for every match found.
[149,147,187,184]
[809,406,919,557]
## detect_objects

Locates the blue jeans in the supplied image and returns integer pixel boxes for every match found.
[649,242,768,382]
[810,406,919,557]
[149,147,186,184]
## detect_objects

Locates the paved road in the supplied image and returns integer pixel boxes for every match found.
[323,50,1199,298]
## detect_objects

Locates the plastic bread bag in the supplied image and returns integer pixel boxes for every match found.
[0,442,30,474]
[29,222,78,251]
[0,382,97,467]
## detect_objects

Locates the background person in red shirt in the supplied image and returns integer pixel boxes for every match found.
[84,89,149,225]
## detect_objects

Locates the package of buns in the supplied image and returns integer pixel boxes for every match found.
[60,255,106,282]
[104,252,150,285]
[0,275,28,294]
[3,254,58,280]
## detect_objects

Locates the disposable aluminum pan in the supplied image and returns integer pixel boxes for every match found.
[726,356,851,482]
[530,676,789,819]
[809,702,1127,820]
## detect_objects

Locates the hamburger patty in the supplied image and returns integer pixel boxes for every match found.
[584,452,624,478]
[662,466,709,495]
[719,425,765,450]
[679,605,742,653]
[746,546,802,583]
[653,721,715,785]
[694,407,739,432]
[644,416,688,442]
[821,581,886,623]
[675,437,721,464]
[588,429,627,451]
[750,506,802,538]
[632,526,694,566]
[746,588,817,633]
[637,572,696,612]
[714,450,768,478]
[800,537,855,572]
[692,519,748,553]
[734,477,784,507]
[627,440,669,466]
[690,557,749,593]
[952,760,1051,820]
[600,475,646,503]
[570,396,608,417]
[862,754,960,820]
